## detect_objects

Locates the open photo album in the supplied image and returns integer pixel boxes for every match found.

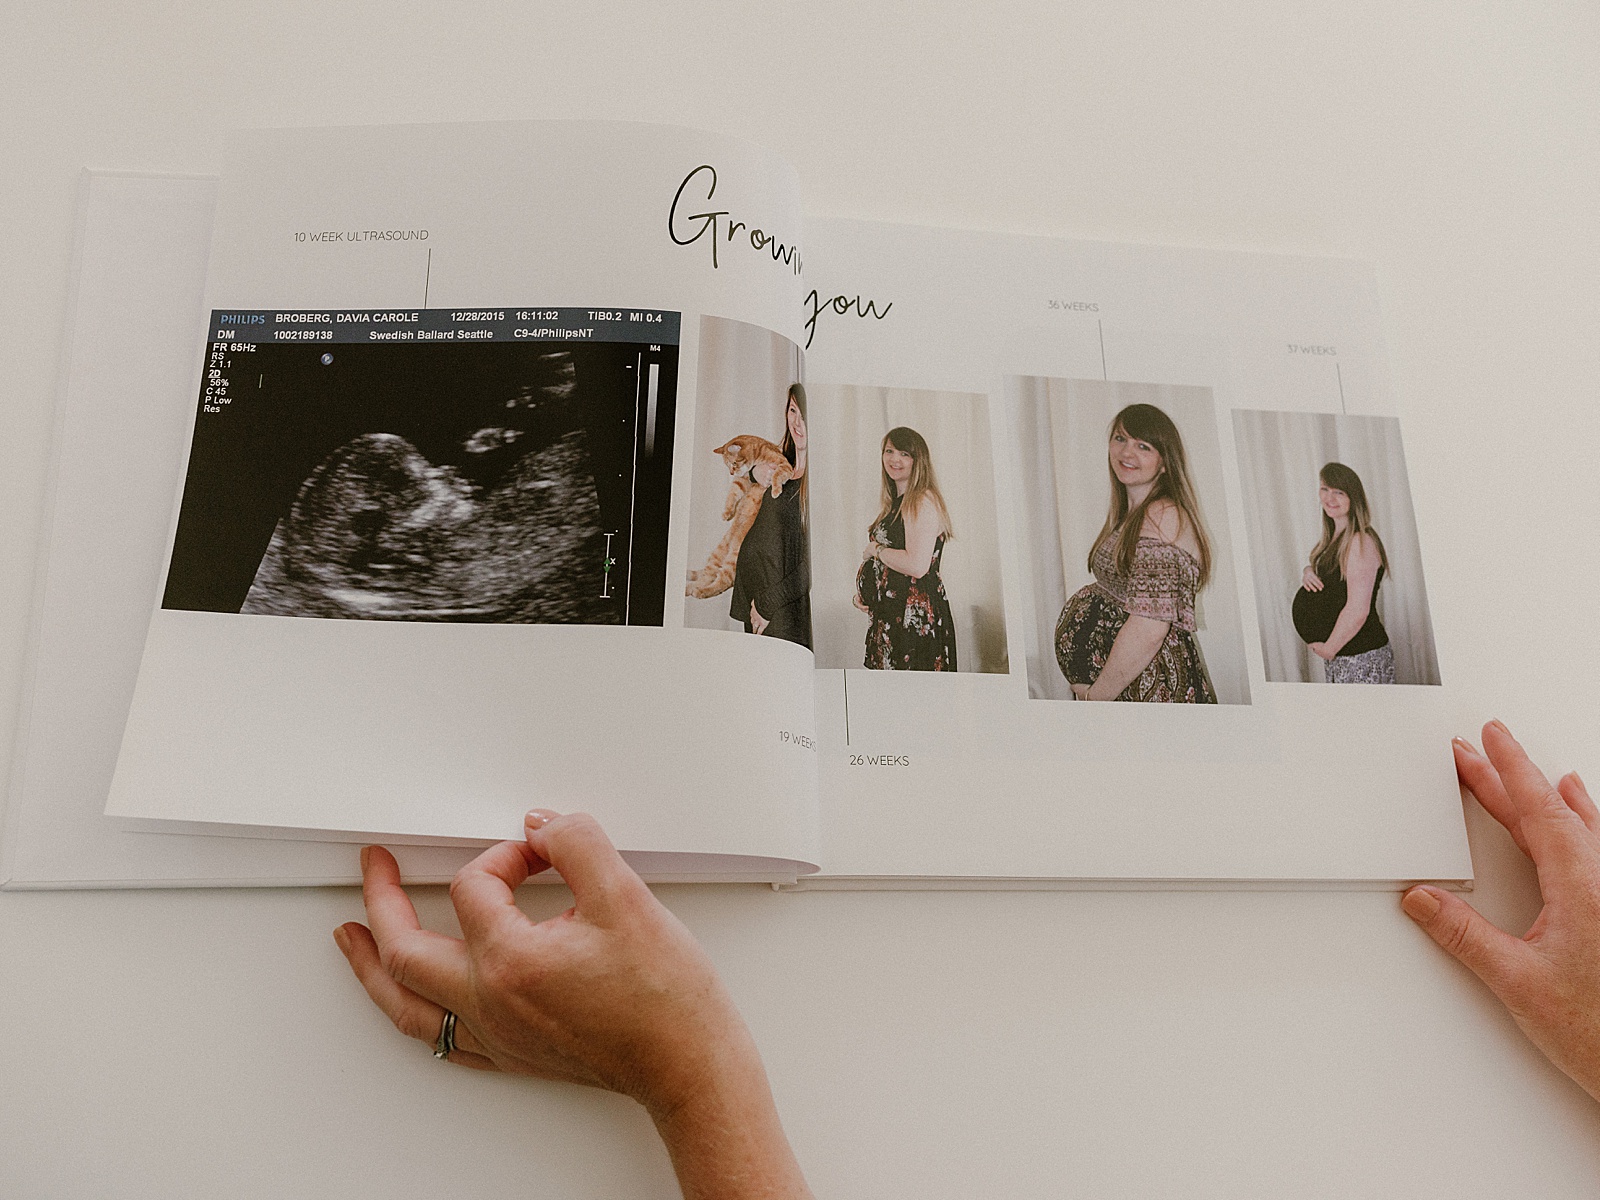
[53,121,1470,887]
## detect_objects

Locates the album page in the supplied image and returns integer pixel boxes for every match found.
[796,218,1473,884]
[107,122,821,879]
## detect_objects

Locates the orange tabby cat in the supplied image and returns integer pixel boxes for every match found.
[686,436,794,599]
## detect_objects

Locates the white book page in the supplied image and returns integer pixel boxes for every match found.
[107,124,819,875]
[801,218,1472,883]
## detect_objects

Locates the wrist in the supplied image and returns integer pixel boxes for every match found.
[647,1037,810,1200]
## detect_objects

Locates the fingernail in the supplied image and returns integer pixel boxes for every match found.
[525,809,560,830]
[1452,736,1481,757]
[333,925,351,954]
[1573,771,1588,794]
[360,846,372,870]
[1488,719,1512,738]
[1401,886,1441,922]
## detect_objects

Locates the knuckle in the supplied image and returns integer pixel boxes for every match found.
[474,939,528,994]
[559,811,603,841]
[380,938,422,991]
[1439,913,1474,959]
[394,1005,438,1042]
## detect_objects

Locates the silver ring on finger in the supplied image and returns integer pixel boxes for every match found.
[433,1009,458,1060]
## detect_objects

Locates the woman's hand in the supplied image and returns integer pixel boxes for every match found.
[1071,683,1092,700]
[1309,641,1335,661]
[1301,565,1323,592]
[861,540,879,563]
[852,590,869,614]
[750,602,770,635]
[335,812,813,1199]
[750,459,779,490]
[1403,723,1600,1103]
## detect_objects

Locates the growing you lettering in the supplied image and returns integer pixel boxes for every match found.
[668,164,802,275]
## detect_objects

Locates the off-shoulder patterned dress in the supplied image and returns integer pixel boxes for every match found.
[1055,535,1216,703]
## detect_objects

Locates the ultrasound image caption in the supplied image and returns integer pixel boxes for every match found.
[210,307,680,345]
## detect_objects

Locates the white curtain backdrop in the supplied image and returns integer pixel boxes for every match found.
[1011,377,1251,704]
[809,385,1008,672]
[682,315,803,634]
[1232,409,1440,685]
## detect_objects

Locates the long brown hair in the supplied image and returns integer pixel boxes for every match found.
[1310,461,1388,579]
[1088,403,1211,587]
[872,426,953,538]
[781,383,808,503]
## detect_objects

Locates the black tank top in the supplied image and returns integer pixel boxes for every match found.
[1292,562,1388,656]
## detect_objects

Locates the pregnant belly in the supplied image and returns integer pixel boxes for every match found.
[1292,585,1339,644]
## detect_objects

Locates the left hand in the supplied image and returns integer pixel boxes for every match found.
[861,541,880,563]
[335,815,751,1105]
[335,814,816,1198]
[750,602,770,635]
[1071,683,1093,700]
[1309,641,1336,661]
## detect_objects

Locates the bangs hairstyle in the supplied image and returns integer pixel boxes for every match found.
[873,426,953,538]
[781,383,808,502]
[1089,403,1211,588]
[1311,461,1388,579]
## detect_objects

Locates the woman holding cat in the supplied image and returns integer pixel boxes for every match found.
[729,383,812,649]
[855,426,958,671]
[1055,402,1216,702]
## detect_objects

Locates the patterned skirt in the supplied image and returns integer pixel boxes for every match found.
[1324,643,1395,684]
[864,570,957,671]
[1055,585,1217,703]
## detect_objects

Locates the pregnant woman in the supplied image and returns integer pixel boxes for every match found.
[729,383,812,649]
[855,426,958,671]
[1055,403,1216,702]
[1292,461,1394,684]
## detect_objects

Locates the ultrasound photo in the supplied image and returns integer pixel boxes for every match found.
[163,338,678,625]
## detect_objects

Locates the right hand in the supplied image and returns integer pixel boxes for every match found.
[1301,565,1323,592]
[1402,722,1600,1103]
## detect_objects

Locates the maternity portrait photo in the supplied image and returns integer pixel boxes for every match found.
[681,315,811,649]
[807,384,1009,674]
[1010,377,1250,705]
[1232,409,1440,686]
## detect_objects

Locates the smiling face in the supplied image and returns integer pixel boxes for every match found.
[786,395,807,449]
[882,443,914,491]
[1319,482,1350,523]
[1108,424,1163,490]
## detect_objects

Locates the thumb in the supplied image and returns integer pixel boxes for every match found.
[525,810,650,921]
[1402,885,1533,998]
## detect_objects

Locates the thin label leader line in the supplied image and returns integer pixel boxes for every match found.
[842,670,850,746]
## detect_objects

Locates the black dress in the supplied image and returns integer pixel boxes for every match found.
[1291,563,1389,655]
[729,477,811,649]
[858,496,958,671]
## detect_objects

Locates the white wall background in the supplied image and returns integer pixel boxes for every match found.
[1234,409,1441,685]
[1013,378,1251,704]
[4,4,1600,1198]
[682,315,803,635]
[808,385,1007,672]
